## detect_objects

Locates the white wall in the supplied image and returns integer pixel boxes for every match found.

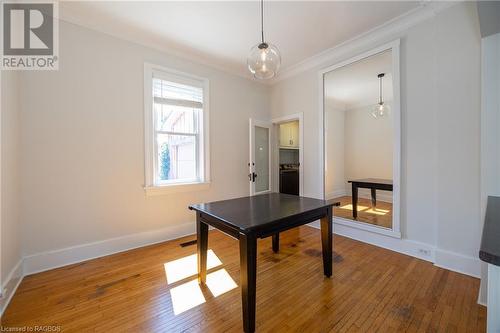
[325,102,393,202]
[271,2,481,275]
[344,104,393,180]
[324,104,345,199]
[434,3,481,263]
[17,20,269,261]
[1,71,23,306]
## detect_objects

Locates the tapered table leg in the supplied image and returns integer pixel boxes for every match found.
[371,188,377,207]
[352,184,358,219]
[197,214,208,284]
[320,207,333,277]
[272,233,279,253]
[240,233,257,333]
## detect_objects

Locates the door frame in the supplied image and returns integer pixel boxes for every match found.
[271,113,304,196]
[249,118,272,196]
[318,39,401,239]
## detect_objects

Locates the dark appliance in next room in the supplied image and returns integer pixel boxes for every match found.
[280,164,299,195]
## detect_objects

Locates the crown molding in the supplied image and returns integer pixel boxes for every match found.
[57,1,457,87]
[57,10,259,84]
[269,1,458,85]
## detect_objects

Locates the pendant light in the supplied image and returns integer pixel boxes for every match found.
[371,73,391,119]
[247,0,281,79]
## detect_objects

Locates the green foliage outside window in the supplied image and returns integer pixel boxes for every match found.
[160,144,170,180]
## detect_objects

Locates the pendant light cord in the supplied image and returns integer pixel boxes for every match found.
[261,0,264,44]
[379,75,383,104]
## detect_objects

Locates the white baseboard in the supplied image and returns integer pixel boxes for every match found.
[23,222,195,275]
[307,221,481,279]
[0,259,24,317]
[326,189,347,200]
[325,189,347,200]
[308,221,435,262]
[434,248,481,278]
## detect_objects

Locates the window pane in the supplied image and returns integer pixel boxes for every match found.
[155,104,199,134]
[157,134,197,182]
[254,126,269,192]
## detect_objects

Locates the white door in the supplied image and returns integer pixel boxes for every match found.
[249,119,272,195]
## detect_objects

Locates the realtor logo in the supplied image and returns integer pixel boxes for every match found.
[1,1,58,70]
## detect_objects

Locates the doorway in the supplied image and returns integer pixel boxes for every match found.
[272,114,304,197]
[249,115,304,197]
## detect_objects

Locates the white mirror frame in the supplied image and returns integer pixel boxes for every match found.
[318,39,401,239]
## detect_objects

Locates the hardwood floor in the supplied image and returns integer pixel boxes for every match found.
[333,196,393,229]
[2,226,485,332]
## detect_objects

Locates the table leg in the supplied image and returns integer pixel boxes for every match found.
[320,207,333,277]
[197,214,208,284]
[371,188,377,207]
[240,233,257,333]
[352,184,358,219]
[272,233,279,253]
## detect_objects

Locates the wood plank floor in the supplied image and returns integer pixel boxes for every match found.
[2,226,486,332]
[332,196,393,229]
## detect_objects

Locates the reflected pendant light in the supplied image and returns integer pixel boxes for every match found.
[371,73,391,119]
[247,0,281,79]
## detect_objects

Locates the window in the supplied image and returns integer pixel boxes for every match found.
[144,64,209,194]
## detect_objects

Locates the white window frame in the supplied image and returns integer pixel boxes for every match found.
[144,63,210,196]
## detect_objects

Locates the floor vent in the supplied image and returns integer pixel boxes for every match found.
[179,240,197,247]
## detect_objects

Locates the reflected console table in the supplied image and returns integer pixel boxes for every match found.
[348,178,393,219]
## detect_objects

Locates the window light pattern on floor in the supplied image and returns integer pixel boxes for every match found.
[339,204,389,216]
[164,249,238,315]
[339,204,369,211]
[164,249,222,284]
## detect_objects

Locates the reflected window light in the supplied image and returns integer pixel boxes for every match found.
[339,204,369,211]
[206,269,238,297]
[364,208,389,216]
[164,249,222,284]
[169,280,205,315]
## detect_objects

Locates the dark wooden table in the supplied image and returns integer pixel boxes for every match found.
[347,178,393,219]
[189,193,337,333]
[479,196,500,331]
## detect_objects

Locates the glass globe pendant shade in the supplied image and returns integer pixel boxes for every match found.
[371,102,391,119]
[247,42,281,80]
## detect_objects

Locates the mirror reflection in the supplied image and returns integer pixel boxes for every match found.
[324,50,394,230]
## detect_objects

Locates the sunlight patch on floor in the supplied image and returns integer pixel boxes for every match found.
[364,208,390,215]
[170,279,206,315]
[206,269,238,297]
[168,268,238,315]
[165,250,238,315]
[339,204,369,211]
[164,249,222,284]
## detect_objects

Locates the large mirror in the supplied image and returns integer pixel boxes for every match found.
[323,45,400,237]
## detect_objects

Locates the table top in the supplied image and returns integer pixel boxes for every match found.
[480,196,500,266]
[189,193,334,233]
[348,178,393,185]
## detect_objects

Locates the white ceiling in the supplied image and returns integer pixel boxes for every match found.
[59,1,420,79]
[324,50,393,110]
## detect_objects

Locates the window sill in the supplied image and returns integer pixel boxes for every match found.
[144,182,210,197]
